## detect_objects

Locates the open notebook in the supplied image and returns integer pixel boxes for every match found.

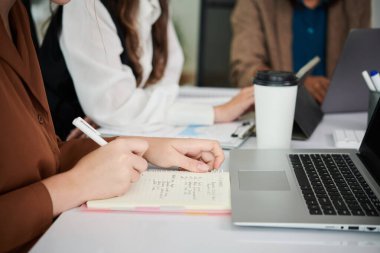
[86,170,231,214]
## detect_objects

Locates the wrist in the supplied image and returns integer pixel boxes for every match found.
[214,104,232,123]
[64,169,88,204]
[214,105,224,123]
[42,169,87,216]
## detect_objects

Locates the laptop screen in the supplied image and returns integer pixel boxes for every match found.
[359,99,380,184]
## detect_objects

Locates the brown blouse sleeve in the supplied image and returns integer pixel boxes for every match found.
[0,182,53,252]
[58,137,116,173]
[58,138,99,173]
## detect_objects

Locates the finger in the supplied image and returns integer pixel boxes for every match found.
[199,151,216,171]
[89,122,99,128]
[176,139,225,169]
[131,155,149,174]
[314,90,324,104]
[115,138,149,157]
[189,151,215,170]
[320,81,329,94]
[83,116,99,130]
[319,78,330,87]
[66,128,82,141]
[305,81,323,103]
[130,168,141,183]
[84,116,95,124]
[174,152,210,172]
[318,85,327,100]
[315,82,326,102]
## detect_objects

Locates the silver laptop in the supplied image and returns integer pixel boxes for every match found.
[322,28,380,113]
[230,101,380,232]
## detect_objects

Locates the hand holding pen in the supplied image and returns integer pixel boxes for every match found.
[42,118,149,216]
[72,117,224,173]
[72,117,108,146]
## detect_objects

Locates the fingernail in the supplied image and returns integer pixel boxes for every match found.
[197,163,210,172]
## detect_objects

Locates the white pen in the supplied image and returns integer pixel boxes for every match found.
[72,117,108,146]
[370,70,380,91]
[362,70,376,91]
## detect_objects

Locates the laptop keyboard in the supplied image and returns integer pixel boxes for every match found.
[290,154,380,216]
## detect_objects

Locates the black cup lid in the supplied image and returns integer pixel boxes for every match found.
[253,70,298,86]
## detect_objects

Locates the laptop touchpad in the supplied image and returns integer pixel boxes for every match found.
[238,171,290,191]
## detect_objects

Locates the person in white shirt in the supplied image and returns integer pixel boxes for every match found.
[60,0,254,134]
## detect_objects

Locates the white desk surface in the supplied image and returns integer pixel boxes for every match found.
[31,112,380,253]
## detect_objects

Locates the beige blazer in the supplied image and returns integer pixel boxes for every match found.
[0,2,97,252]
[230,0,371,87]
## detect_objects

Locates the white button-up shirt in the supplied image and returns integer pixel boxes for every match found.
[60,0,214,132]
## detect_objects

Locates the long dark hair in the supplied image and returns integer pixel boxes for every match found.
[106,0,169,86]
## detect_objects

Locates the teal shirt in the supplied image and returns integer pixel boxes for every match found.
[292,2,327,76]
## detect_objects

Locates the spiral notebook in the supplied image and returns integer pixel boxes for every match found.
[86,171,231,214]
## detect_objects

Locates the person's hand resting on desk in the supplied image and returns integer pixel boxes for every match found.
[143,137,224,172]
[66,87,254,139]
[304,76,330,104]
[214,86,254,123]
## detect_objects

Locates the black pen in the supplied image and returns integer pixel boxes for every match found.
[231,121,253,138]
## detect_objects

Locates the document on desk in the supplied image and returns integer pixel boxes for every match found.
[99,120,254,149]
[179,86,239,98]
[98,86,253,149]
[177,86,239,106]
[86,171,231,214]
[175,121,254,149]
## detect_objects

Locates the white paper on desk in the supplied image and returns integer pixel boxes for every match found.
[173,121,253,149]
[99,120,254,149]
[179,86,239,98]
[176,96,232,106]
[177,86,239,106]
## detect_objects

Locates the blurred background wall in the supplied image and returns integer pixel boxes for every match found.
[172,0,380,86]
[30,0,380,86]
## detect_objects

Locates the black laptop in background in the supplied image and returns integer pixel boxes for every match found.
[292,85,323,140]
[290,28,380,139]
[322,28,380,113]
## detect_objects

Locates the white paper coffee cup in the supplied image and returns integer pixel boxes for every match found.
[254,71,299,149]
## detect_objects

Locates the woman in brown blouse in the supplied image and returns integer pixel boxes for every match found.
[0,1,224,252]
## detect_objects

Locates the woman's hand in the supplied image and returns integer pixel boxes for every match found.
[143,137,224,173]
[214,86,254,123]
[71,138,149,199]
[304,76,330,104]
[43,138,149,216]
